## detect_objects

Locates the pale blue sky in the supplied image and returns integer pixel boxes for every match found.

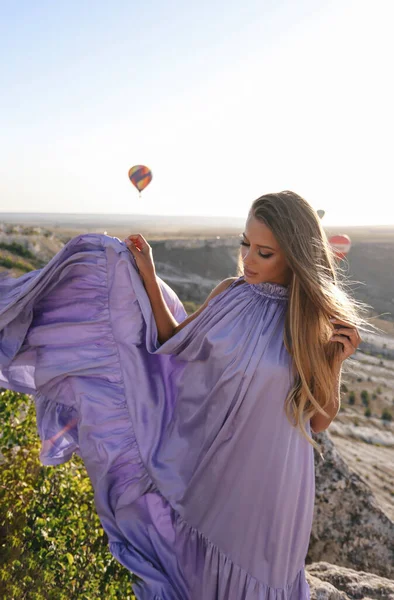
[1,0,393,225]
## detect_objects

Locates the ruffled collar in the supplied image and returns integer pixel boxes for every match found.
[243,277,289,300]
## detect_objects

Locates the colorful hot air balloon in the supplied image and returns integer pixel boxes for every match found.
[317,209,325,219]
[128,165,153,196]
[328,234,351,260]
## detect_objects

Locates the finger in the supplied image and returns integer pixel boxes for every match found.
[126,234,149,252]
[332,327,360,348]
[330,332,353,345]
[128,233,148,243]
[124,239,140,256]
[330,335,356,352]
[125,234,140,243]
[134,236,151,255]
[332,321,362,342]
[333,327,356,337]
[124,237,143,253]
[330,318,351,328]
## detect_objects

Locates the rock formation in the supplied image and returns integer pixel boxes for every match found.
[306,562,394,599]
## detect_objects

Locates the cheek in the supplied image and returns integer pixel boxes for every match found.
[276,256,289,272]
[270,257,290,277]
[261,256,280,274]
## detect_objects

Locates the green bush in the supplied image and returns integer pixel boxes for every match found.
[381,408,393,422]
[364,407,372,417]
[0,255,35,273]
[0,242,35,260]
[348,391,356,405]
[360,390,370,407]
[0,257,33,273]
[0,390,135,600]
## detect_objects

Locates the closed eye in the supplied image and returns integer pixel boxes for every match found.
[239,241,273,259]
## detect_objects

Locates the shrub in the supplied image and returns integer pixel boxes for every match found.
[0,241,35,259]
[348,391,356,405]
[0,390,135,599]
[360,390,370,407]
[0,257,33,273]
[381,408,393,422]
[340,383,348,393]
[364,407,372,417]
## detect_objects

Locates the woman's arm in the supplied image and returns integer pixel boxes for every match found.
[310,367,341,433]
[311,317,362,434]
[124,233,236,344]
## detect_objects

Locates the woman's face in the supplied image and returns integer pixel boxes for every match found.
[240,213,292,286]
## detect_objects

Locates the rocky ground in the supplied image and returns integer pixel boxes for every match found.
[306,349,394,597]
[328,413,394,521]
[306,562,394,599]
[309,428,393,568]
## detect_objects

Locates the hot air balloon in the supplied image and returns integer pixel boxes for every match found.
[317,209,325,219]
[328,234,351,260]
[128,165,153,196]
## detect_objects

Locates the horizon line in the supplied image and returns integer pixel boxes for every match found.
[0,211,393,229]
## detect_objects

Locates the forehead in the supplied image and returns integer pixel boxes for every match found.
[244,214,278,248]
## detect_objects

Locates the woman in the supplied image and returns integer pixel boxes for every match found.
[0,191,364,599]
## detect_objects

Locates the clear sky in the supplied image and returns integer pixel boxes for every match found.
[1,0,393,225]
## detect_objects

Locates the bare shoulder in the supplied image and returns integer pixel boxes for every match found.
[216,276,239,292]
[174,277,242,335]
[204,277,241,305]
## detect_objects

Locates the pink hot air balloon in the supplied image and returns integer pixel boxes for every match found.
[328,234,351,260]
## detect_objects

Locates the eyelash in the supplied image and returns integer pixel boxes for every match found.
[239,241,273,259]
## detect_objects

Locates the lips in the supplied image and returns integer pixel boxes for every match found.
[244,267,257,277]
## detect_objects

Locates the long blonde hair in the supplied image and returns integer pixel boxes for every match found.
[241,191,374,453]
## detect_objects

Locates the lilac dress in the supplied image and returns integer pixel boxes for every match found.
[0,234,314,599]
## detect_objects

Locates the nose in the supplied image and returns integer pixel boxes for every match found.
[242,248,255,267]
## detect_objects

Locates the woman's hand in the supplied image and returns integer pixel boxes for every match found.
[124,234,156,282]
[329,318,362,363]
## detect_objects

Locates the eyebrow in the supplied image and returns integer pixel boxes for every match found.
[241,232,276,251]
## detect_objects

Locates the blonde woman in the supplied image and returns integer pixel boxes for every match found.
[0,191,364,599]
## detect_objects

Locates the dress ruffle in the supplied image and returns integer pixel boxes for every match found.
[0,234,313,599]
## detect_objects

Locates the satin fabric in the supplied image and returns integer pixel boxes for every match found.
[0,233,314,599]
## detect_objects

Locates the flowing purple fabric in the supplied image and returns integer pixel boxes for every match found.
[0,234,314,599]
